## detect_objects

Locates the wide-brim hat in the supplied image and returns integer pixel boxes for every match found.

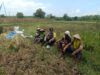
[73,34,81,40]
[40,29,45,32]
[37,28,41,31]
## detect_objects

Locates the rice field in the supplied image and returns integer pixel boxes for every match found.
[0,18,100,75]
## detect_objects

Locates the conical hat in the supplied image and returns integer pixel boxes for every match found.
[73,34,81,40]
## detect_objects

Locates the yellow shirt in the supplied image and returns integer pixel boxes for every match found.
[73,39,81,50]
[53,32,56,38]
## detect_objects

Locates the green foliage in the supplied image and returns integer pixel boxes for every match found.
[49,14,100,21]
[0,20,100,75]
[34,8,45,18]
[79,15,100,21]
[72,16,78,21]
[0,67,6,75]
[46,14,56,19]
[0,26,3,34]
[23,21,100,75]
[63,14,71,21]
[16,12,24,18]
[0,14,6,18]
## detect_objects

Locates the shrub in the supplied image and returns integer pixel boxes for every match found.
[0,26,3,34]
[16,12,24,18]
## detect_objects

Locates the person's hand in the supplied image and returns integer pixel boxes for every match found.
[49,38,54,42]
[63,49,66,53]
[72,52,76,56]
[62,43,65,47]
[49,40,51,43]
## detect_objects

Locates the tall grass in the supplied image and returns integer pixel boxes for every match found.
[0,20,100,75]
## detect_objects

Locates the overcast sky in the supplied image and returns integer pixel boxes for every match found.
[0,0,100,16]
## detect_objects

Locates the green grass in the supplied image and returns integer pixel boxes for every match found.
[0,20,100,75]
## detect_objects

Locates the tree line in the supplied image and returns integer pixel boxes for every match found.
[0,8,100,21]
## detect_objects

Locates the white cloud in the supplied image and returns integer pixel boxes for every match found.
[0,0,99,17]
[75,9,80,13]
[69,8,100,16]
[0,0,47,16]
[67,9,81,17]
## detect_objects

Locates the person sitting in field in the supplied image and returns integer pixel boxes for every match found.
[39,29,45,44]
[44,27,56,48]
[33,28,41,43]
[58,31,72,58]
[71,34,83,60]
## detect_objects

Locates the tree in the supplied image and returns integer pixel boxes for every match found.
[46,14,55,19]
[0,14,6,18]
[34,8,45,18]
[72,16,78,21]
[0,26,3,34]
[63,14,71,21]
[16,12,24,18]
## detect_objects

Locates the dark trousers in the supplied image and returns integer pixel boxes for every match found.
[58,42,82,59]
[44,38,56,46]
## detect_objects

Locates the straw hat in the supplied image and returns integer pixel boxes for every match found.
[73,34,81,40]
[40,29,45,32]
[65,31,71,37]
[37,28,41,31]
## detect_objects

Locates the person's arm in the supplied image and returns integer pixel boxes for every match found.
[63,43,71,52]
[49,38,55,43]
[63,38,72,52]
[72,43,83,55]
[44,33,48,41]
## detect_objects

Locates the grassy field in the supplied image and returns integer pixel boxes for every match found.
[0,18,100,75]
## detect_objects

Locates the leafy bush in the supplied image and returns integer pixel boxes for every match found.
[0,26,3,34]
[34,8,45,18]
[0,14,6,18]
[16,12,24,18]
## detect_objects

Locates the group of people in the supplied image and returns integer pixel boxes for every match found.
[34,27,83,60]
[58,31,83,60]
[33,27,56,48]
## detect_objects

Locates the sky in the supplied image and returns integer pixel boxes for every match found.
[0,0,100,16]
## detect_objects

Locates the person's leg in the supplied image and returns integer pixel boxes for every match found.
[60,45,71,59]
[66,45,73,54]
[41,38,49,46]
[37,37,41,43]
[58,42,65,58]
[59,49,65,59]
[58,41,63,50]
[75,51,82,60]
[33,38,36,43]
[33,37,39,43]
[48,39,56,46]
[40,38,43,43]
